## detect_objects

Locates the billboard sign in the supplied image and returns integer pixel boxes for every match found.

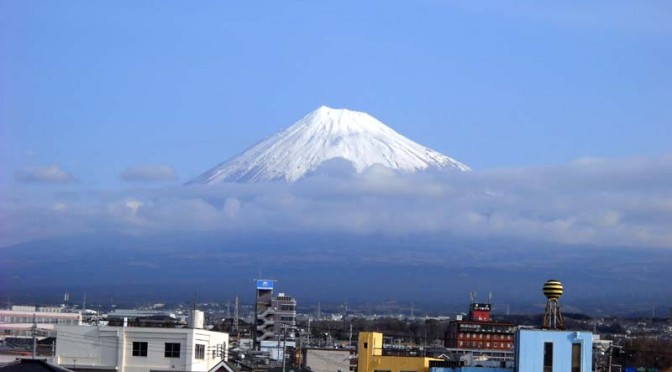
[256,280,274,290]
[471,303,492,311]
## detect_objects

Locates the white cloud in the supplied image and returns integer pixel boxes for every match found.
[120,165,177,182]
[2,155,671,249]
[14,165,75,183]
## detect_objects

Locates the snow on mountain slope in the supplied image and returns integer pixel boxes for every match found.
[188,106,470,184]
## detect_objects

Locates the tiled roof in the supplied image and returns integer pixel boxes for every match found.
[0,359,74,372]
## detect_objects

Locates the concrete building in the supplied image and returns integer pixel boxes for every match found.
[0,308,82,339]
[254,279,275,347]
[303,348,354,372]
[358,329,593,372]
[514,329,592,372]
[106,310,181,322]
[273,293,297,338]
[54,312,228,372]
[254,280,297,348]
[445,303,515,351]
[259,340,296,362]
[357,332,440,372]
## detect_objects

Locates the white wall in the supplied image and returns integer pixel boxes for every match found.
[305,349,352,372]
[55,325,228,372]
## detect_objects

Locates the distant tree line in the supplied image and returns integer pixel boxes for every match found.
[613,338,672,371]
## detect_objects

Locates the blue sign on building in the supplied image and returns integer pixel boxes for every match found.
[256,280,274,290]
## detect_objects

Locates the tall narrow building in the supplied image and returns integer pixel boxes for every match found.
[273,293,297,339]
[253,280,297,349]
[254,279,275,349]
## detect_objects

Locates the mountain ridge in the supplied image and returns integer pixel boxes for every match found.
[188,106,469,184]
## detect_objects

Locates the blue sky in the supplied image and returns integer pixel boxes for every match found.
[2,0,670,187]
[1,1,671,249]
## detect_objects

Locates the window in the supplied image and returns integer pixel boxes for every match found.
[543,342,553,372]
[165,343,181,358]
[132,342,148,357]
[571,343,581,372]
[195,344,205,360]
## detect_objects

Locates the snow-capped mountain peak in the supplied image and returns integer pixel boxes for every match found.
[188,106,470,184]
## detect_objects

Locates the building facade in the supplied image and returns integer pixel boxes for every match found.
[303,348,354,372]
[0,308,82,339]
[358,329,593,372]
[357,332,439,372]
[514,329,592,372]
[272,293,297,338]
[445,303,515,351]
[254,279,275,347]
[254,280,297,347]
[54,323,228,372]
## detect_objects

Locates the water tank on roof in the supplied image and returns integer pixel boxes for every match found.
[189,310,205,329]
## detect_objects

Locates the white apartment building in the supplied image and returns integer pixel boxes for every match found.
[0,308,82,338]
[54,318,228,372]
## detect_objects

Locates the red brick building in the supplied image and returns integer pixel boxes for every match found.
[444,303,516,351]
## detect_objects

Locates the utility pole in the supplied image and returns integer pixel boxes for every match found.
[281,326,287,372]
[32,314,37,359]
[608,344,613,372]
[233,296,239,336]
[423,324,427,357]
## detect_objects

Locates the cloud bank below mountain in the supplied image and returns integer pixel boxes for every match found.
[2,155,671,249]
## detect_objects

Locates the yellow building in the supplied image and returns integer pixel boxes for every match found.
[357,332,440,372]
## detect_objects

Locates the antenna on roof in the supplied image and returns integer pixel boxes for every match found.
[233,296,239,336]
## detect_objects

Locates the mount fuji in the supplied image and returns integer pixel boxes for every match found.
[188,106,470,184]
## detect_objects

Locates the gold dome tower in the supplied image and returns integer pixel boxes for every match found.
[542,279,565,329]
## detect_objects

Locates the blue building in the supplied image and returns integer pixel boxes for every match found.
[515,329,592,372]
[429,329,593,372]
